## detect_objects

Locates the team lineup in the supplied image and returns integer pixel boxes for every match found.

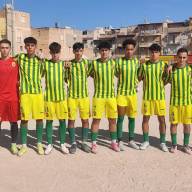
[0,37,191,156]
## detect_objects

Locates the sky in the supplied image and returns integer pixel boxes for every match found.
[1,0,192,30]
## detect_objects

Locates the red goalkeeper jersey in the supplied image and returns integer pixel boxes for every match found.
[0,57,19,101]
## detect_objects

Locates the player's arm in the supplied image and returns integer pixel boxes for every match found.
[137,61,144,81]
[40,58,46,77]
[114,58,119,78]
[64,66,69,84]
[87,60,94,78]
[166,60,175,75]
[162,63,170,85]
[134,59,140,85]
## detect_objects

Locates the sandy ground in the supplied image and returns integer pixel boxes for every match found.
[0,79,192,192]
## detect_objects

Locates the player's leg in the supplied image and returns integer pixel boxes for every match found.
[36,119,44,155]
[68,98,78,154]
[158,116,168,152]
[183,124,191,155]
[140,115,150,150]
[91,118,100,154]
[91,98,104,154]
[55,100,68,154]
[80,119,90,153]
[18,120,28,156]
[44,101,54,155]
[68,120,77,154]
[45,120,53,155]
[170,124,178,153]
[18,94,30,156]
[169,105,179,153]
[32,94,44,155]
[116,94,127,150]
[59,119,69,154]
[79,98,90,153]
[10,122,19,154]
[117,106,126,150]
[127,95,139,150]
[107,98,119,152]
[109,118,120,152]
[182,105,192,154]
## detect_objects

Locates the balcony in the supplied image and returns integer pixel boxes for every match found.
[138,42,151,47]
[139,30,162,36]
[168,27,187,33]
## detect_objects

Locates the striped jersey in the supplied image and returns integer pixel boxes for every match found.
[115,57,139,96]
[66,59,89,98]
[169,64,192,106]
[43,60,66,102]
[88,58,115,98]
[17,53,43,94]
[140,60,167,100]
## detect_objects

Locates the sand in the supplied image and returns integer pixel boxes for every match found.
[0,80,192,192]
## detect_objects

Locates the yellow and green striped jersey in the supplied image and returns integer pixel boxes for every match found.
[43,60,66,102]
[115,57,139,96]
[169,65,192,106]
[17,53,43,94]
[66,59,89,98]
[88,59,115,98]
[140,60,167,100]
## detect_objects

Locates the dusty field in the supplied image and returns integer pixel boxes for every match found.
[0,80,192,192]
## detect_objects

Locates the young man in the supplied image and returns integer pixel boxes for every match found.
[17,37,44,156]
[138,43,168,152]
[66,42,90,154]
[168,48,192,154]
[115,39,140,150]
[44,42,69,155]
[89,41,120,153]
[0,39,20,154]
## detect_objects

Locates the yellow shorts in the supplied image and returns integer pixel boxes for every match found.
[117,94,137,118]
[44,100,68,120]
[142,100,166,116]
[92,98,117,119]
[20,94,44,120]
[169,105,192,124]
[67,97,90,120]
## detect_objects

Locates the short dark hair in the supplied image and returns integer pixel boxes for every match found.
[0,39,11,46]
[24,37,37,45]
[97,41,111,50]
[49,42,61,53]
[122,39,136,49]
[73,42,84,51]
[149,43,161,52]
[177,47,188,55]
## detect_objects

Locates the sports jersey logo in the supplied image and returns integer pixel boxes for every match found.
[143,103,148,113]
[12,61,16,67]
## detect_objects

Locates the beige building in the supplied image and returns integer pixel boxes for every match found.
[1,4,192,58]
[0,4,31,55]
[32,27,82,60]
[0,10,6,39]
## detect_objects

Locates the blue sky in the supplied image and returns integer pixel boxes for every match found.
[2,0,192,29]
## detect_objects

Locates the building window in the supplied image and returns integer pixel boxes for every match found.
[20,16,26,23]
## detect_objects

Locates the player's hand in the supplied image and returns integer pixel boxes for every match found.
[64,60,71,68]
